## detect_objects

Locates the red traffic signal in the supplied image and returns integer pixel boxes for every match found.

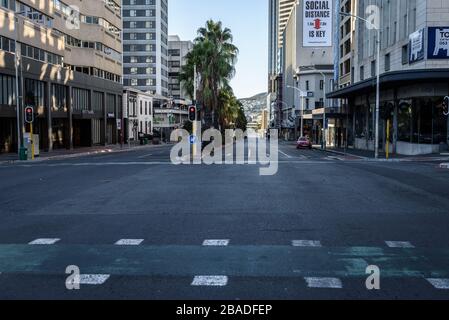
[189,106,197,122]
[25,106,34,124]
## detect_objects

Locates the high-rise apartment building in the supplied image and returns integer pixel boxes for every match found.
[0,0,124,154]
[122,0,168,97]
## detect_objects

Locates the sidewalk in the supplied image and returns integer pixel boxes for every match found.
[313,146,449,162]
[0,143,169,164]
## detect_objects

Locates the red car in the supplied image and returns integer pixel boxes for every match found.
[296,137,312,149]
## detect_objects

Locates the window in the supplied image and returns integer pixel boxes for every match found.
[402,45,409,65]
[0,73,16,106]
[360,66,365,81]
[371,60,376,78]
[385,53,391,72]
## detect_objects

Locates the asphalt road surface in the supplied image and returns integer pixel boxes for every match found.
[1,142,449,299]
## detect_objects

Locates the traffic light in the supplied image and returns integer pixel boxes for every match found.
[189,105,197,122]
[443,96,449,116]
[25,106,34,124]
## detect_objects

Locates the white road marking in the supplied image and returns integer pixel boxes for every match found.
[305,277,343,289]
[292,240,322,247]
[191,276,228,287]
[279,150,292,159]
[115,239,144,246]
[385,241,415,248]
[29,238,60,245]
[202,239,230,246]
[79,274,110,285]
[427,278,449,289]
[137,153,153,159]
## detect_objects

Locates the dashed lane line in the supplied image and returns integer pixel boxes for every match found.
[191,276,228,287]
[202,240,230,246]
[305,277,343,289]
[115,239,144,246]
[427,278,449,290]
[292,240,322,247]
[29,238,60,245]
[79,274,110,285]
[385,241,415,249]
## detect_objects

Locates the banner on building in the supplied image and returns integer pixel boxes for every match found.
[409,29,424,64]
[428,27,449,59]
[303,0,333,47]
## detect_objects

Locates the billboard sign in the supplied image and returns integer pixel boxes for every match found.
[409,29,424,63]
[428,27,449,59]
[303,0,333,47]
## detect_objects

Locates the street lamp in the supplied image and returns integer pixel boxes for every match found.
[287,85,307,138]
[13,11,26,157]
[272,100,288,132]
[340,11,381,159]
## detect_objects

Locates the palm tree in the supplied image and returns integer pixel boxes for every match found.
[180,20,238,129]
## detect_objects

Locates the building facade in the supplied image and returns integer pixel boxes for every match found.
[153,98,188,142]
[123,87,153,143]
[329,0,449,155]
[0,0,123,154]
[280,0,340,143]
[168,35,193,101]
[122,0,168,97]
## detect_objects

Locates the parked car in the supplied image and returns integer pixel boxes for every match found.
[296,136,312,150]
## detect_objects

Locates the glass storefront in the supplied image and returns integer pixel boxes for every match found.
[398,98,447,145]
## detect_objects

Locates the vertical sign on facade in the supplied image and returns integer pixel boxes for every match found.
[303,0,333,47]
[409,29,424,63]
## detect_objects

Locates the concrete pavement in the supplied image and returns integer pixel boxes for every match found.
[0,143,449,299]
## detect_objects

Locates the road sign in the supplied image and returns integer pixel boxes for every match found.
[189,135,197,144]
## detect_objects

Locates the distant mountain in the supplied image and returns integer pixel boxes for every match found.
[239,92,268,122]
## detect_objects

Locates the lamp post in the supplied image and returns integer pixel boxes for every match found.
[287,85,307,138]
[14,11,26,157]
[340,11,381,159]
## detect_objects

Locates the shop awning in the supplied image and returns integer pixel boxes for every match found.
[327,69,449,99]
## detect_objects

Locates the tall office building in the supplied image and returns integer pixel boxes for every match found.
[278,0,296,48]
[168,35,193,101]
[0,0,124,154]
[268,0,278,87]
[268,0,296,90]
[122,0,169,97]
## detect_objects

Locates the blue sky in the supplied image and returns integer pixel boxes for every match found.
[168,0,268,99]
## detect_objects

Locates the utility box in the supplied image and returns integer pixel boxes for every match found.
[24,133,40,159]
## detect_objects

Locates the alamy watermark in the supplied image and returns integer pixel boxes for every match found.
[170,124,279,176]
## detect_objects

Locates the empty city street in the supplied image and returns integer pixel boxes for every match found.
[0,143,449,299]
